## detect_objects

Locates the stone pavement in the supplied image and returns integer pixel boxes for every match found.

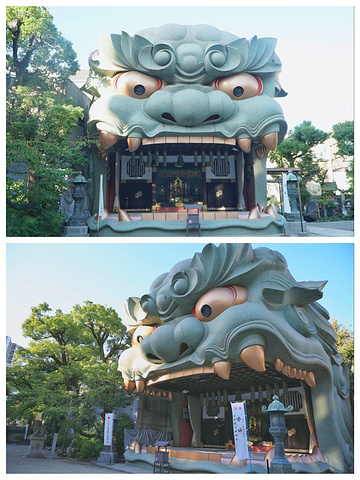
[291,220,354,237]
[6,444,150,474]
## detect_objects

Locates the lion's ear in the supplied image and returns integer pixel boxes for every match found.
[262,281,327,309]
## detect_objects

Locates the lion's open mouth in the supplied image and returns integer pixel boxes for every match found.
[98,131,278,160]
[123,357,326,468]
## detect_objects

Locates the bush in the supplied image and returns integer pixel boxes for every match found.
[77,435,103,460]
[113,413,134,457]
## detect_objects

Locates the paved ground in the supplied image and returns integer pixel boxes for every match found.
[287,220,354,237]
[304,220,354,237]
[6,444,149,474]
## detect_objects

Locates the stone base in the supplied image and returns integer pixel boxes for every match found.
[25,451,46,458]
[97,447,119,465]
[63,225,89,237]
[25,438,46,458]
[270,461,295,474]
[283,221,308,236]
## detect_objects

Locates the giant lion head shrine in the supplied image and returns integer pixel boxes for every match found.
[116,243,353,473]
[83,24,290,236]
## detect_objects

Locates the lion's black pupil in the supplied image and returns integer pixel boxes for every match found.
[134,84,146,96]
[233,86,244,97]
[201,304,212,318]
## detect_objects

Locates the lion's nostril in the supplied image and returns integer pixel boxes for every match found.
[180,343,189,356]
[203,114,220,123]
[147,353,161,361]
[161,112,177,123]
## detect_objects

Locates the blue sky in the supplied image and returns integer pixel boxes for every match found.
[48,4,354,133]
[6,242,354,347]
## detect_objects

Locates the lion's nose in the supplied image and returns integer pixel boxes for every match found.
[170,89,211,127]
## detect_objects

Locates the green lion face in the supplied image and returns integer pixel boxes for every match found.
[118,244,353,473]
[84,24,287,158]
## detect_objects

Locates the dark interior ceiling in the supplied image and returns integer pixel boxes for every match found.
[148,363,300,397]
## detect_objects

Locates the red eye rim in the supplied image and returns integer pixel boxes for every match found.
[113,72,164,91]
[213,74,263,97]
[252,75,263,96]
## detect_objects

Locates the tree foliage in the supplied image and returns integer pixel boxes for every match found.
[6,302,132,448]
[269,120,329,184]
[6,6,79,91]
[6,86,89,236]
[332,121,354,195]
[330,318,354,369]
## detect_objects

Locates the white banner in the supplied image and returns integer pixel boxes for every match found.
[282,173,291,214]
[98,174,105,217]
[104,413,114,446]
[231,401,249,460]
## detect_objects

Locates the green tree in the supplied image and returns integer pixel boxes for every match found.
[269,120,329,184]
[6,87,89,236]
[6,6,79,92]
[330,318,354,388]
[332,121,354,196]
[6,302,131,455]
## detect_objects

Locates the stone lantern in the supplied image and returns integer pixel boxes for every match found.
[286,171,301,222]
[262,395,295,473]
[64,172,91,237]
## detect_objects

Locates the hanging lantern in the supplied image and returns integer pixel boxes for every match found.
[163,150,167,166]
[175,154,184,168]
[209,151,213,167]
[194,150,198,167]
[155,151,159,167]
[266,384,271,402]
[223,390,228,411]
[147,152,152,167]
[251,386,255,404]
[282,381,288,398]
[201,151,206,166]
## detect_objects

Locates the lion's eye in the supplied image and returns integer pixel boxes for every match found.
[132,325,157,346]
[113,71,165,99]
[212,73,263,100]
[193,285,248,322]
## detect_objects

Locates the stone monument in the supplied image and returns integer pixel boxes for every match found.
[25,420,46,458]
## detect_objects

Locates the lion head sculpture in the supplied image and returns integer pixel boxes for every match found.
[83,24,287,159]
[118,243,353,473]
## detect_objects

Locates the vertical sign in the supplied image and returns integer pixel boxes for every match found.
[104,413,114,446]
[282,173,291,214]
[231,401,249,460]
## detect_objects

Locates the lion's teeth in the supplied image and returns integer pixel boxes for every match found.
[260,132,278,150]
[237,138,252,152]
[124,379,136,393]
[248,206,261,219]
[279,364,316,387]
[288,367,296,378]
[135,379,145,393]
[214,360,232,379]
[274,358,284,371]
[127,137,142,152]
[304,371,316,387]
[240,345,266,372]
[282,364,291,376]
[142,136,236,145]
